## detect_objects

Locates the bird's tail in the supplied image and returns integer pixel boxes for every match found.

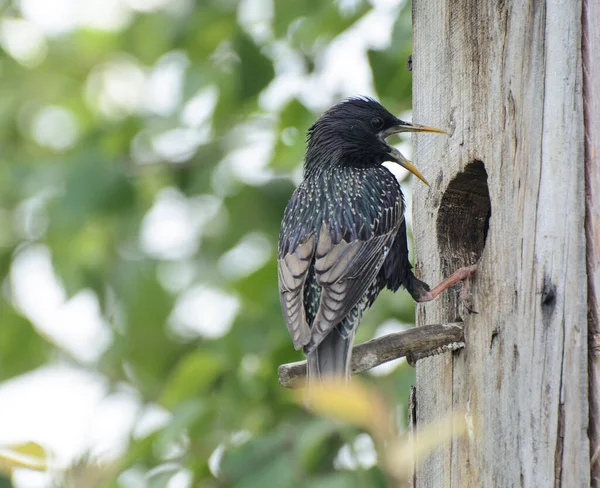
[306,328,353,388]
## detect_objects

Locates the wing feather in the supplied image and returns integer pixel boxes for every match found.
[305,218,400,352]
[278,234,315,349]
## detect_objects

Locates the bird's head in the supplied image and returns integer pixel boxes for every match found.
[305,97,446,185]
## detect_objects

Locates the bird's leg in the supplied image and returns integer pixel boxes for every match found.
[416,264,477,303]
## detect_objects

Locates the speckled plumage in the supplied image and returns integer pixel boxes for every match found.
[277,97,430,384]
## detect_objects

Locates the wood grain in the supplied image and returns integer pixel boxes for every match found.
[412,1,588,486]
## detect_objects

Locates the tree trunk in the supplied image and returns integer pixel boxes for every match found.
[411,1,590,486]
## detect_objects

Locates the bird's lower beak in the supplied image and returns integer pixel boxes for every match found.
[379,122,447,186]
[387,147,430,186]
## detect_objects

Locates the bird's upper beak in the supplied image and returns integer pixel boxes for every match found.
[378,121,447,186]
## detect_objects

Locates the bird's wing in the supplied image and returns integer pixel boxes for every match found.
[278,233,316,349]
[305,219,399,352]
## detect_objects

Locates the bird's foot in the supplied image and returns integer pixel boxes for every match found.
[415,264,477,303]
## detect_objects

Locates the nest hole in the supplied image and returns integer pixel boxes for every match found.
[436,160,491,274]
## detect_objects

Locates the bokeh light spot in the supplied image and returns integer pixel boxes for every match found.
[31,106,79,152]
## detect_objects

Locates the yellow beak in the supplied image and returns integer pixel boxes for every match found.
[378,121,447,186]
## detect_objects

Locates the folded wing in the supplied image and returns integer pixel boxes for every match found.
[304,220,399,352]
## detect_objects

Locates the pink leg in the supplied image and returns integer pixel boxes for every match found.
[415,264,477,303]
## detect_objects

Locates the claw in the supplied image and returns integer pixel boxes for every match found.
[459,281,478,315]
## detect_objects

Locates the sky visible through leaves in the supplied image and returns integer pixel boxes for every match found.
[0,0,419,486]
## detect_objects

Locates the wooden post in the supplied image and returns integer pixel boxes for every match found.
[412,1,589,486]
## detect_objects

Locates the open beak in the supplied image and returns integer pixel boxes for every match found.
[378,122,447,186]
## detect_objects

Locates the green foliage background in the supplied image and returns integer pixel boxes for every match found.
[0,0,417,486]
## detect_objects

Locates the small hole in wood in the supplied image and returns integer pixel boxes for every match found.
[490,329,499,348]
[436,160,490,274]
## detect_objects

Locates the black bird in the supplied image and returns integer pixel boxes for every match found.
[277,97,475,386]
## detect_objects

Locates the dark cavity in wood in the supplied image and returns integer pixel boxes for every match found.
[436,160,491,275]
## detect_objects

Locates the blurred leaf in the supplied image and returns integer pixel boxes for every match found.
[5,443,45,459]
[309,472,363,488]
[366,5,414,114]
[234,32,275,103]
[386,409,468,481]
[0,2,418,486]
[48,154,135,233]
[157,399,207,449]
[101,262,181,396]
[125,13,176,64]
[46,152,136,296]
[180,5,237,61]
[270,99,313,171]
[212,29,275,129]
[295,419,341,473]
[300,380,389,439]
[147,465,180,488]
[0,300,49,381]
[235,455,297,488]
[273,0,321,38]
[367,46,413,113]
[220,429,295,487]
[0,442,48,474]
[160,351,225,408]
[274,1,370,52]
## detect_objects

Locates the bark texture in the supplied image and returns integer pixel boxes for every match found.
[412,1,589,486]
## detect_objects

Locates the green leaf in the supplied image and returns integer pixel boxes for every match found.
[273,0,370,47]
[124,13,176,65]
[160,351,225,408]
[48,154,135,233]
[147,465,180,488]
[0,442,48,474]
[235,454,297,488]
[270,99,314,171]
[234,32,275,103]
[309,472,362,488]
[220,429,291,484]
[157,399,207,451]
[367,47,413,112]
[0,301,50,381]
[100,262,181,396]
[295,419,341,473]
[367,5,413,112]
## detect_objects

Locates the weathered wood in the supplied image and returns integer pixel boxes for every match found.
[408,385,417,488]
[406,341,465,368]
[412,1,588,487]
[583,0,600,484]
[277,322,464,388]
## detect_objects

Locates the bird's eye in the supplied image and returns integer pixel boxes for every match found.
[370,117,384,129]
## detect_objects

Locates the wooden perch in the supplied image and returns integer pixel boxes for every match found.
[278,322,465,388]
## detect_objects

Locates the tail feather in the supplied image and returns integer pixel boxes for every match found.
[306,328,354,388]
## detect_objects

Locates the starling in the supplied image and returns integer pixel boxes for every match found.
[277,97,476,386]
